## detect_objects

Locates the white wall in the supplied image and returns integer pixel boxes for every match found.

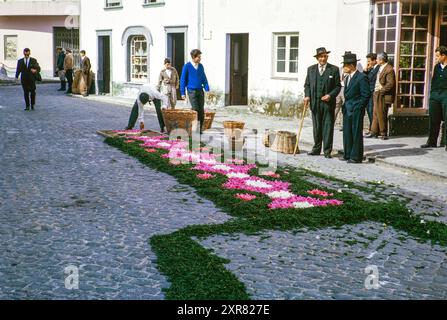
[79,0,372,101]
[201,0,372,102]
[201,0,342,101]
[334,0,372,69]
[80,0,199,93]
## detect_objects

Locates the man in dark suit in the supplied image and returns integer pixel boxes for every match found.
[364,53,380,136]
[304,47,342,158]
[15,48,41,111]
[341,53,371,163]
[421,46,447,151]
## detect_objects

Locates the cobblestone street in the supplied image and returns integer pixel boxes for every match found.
[0,84,229,299]
[0,84,446,300]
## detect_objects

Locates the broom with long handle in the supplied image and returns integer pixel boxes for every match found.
[293,103,308,155]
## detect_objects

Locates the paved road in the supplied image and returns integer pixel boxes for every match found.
[0,84,229,299]
[1,84,445,300]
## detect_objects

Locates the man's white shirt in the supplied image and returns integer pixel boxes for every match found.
[137,84,169,124]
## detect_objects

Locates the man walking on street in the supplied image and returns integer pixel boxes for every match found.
[304,47,341,158]
[80,50,91,97]
[180,49,210,134]
[15,48,41,111]
[64,48,74,94]
[341,53,370,164]
[364,53,380,136]
[421,46,447,151]
[366,52,395,140]
[56,47,66,91]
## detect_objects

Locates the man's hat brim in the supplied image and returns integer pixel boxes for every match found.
[342,59,361,64]
[314,51,331,57]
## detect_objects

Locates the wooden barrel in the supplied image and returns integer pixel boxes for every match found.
[162,109,198,136]
[271,131,297,154]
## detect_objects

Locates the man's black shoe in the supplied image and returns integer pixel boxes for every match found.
[31,105,35,110]
[347,159,362,164]
[365,134,378,139]
[57,88,65,91]
[324,154,333,159]
[24,107,30,111]
[339,158,349,162]
[421,144,436,149]
[307,151,320,156]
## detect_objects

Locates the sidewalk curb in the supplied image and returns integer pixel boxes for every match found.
[212,117,447,180]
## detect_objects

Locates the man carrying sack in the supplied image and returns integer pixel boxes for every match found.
[304,47,341,158]
[80,50,91,97]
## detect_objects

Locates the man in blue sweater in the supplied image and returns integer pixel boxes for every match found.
[180,49,210,134]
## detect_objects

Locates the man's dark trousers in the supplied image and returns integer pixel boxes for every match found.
[311,101,335,155]
[367,97,374,131]
[127,98,165,131]
[22,83,36,108]
[188,89,205,132]
[343,107,365,162]
[427,90,447,146]
[66,69,73,93]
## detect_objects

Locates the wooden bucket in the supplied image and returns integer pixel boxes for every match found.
[203,112,216,131]
[263,129,277,148]
[162,109,198,136]
[271,131,297,154]
[223,121,245,151]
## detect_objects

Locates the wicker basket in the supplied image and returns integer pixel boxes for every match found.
[203,112,216,131]
[162,109,198,136]
[271,131,297,154]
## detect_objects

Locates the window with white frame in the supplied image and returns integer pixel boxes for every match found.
[130,35,148,82]
[105,0,122,8]
[273,33,299,78]
[4,35,18,60]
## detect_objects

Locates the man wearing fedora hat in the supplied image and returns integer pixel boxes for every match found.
[340,53,370,164]
[304,47,341,158]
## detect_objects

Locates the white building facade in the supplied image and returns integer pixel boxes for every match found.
[79,0,447,135]
[79,0,201,96]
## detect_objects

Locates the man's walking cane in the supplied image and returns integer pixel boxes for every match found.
[293,104,308,155]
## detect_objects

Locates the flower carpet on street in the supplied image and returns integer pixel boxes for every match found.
[103,130,447,300]
[115,131,344,211]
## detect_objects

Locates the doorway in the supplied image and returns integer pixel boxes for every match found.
[167,32,185,98]
[228,34,249,106]
[98,35,111,94]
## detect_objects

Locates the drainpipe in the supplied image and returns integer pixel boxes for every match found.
[197,0,203,49]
